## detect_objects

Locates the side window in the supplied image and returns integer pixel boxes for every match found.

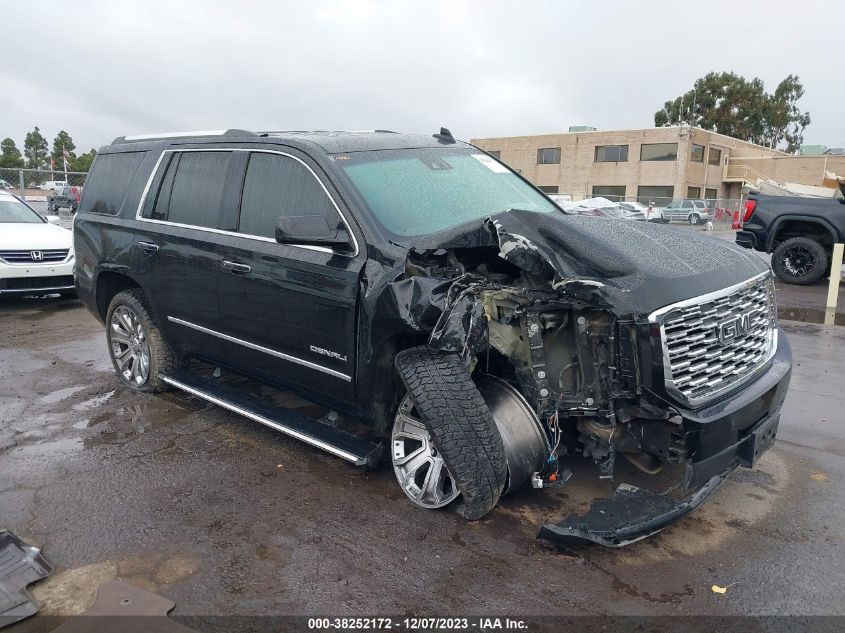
[148,151,230,228]
[238,152,339,239]
[78,151,145,215]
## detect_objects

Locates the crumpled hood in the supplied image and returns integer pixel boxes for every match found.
[414,209,769,317]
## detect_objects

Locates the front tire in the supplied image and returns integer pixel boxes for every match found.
[689,213,701,225]
[394,347,508,520]
[772,237,828,285]
[106,289,176,392]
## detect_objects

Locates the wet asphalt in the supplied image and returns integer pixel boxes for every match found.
[0,261,844,621]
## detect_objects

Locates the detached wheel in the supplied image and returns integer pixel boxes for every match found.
[393,347,508,520]
[106,289,176,392]
[772,237,828,285]
[689,213,701,225]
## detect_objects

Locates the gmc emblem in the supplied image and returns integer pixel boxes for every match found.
[30,250,44,261]
[718,312,753,344]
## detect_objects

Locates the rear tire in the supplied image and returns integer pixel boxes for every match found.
[772,237,828,285]
[394,347,508,520]
[106,289,176,392]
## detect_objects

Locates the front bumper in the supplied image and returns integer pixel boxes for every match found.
[0,260,75,295]
[540,333,792,547]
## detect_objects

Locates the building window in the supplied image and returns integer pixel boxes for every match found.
[690,144,705,162]
[637,185,674,205]
[594,145,628,162]
[687,186,701,199]
[537,148,561,164]
[708,147,722,166]
[640,143,678,162]
[592,185,626,201]
[705,188,718,200]
[537,185,559,194]
[487,150,501,160]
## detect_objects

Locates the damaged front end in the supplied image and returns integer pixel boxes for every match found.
[378,210,791,546]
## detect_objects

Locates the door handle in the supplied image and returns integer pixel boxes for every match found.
[222,260,251,274]
[137,241,159,253]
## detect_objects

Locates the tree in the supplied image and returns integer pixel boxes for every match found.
[654,72,811,153]
[71,149,97,172]
[51,130,77,170]
[24,126,49,169]
[0,138,24,168]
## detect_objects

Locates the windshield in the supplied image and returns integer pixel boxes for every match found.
[335,147,558,237]
[0,197,44,223]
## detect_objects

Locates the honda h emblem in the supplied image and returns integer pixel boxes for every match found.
[717,312,752,344]
[30,250,44,261]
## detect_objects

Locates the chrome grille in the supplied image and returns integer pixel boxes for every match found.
[0,249,69,264]
[651,272,777,406]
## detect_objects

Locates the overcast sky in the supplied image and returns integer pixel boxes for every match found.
[2,0,843,153]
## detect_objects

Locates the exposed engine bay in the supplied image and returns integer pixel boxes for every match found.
[371,210,788,545]
[402,237,683,488]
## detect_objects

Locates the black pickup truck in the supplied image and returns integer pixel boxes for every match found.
[736,186,845,284]
[73,129,791,546]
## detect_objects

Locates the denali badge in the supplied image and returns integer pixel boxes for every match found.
[309,345,347,362]
[717,312,753,344]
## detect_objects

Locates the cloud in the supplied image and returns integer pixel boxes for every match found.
[1,0,841,151]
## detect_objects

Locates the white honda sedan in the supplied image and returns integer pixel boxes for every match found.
[0,191,75,296]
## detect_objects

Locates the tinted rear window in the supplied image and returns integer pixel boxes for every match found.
[78,152,145,215]
[149,151,230,229]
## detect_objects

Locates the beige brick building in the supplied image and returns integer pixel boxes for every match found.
[471,126,845,205]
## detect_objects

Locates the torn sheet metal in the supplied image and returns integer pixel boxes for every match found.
[538,472,729,547]
[0,530,52,629]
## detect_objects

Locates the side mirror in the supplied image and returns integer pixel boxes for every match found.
[275,215,352,251]
[46,215,61,224]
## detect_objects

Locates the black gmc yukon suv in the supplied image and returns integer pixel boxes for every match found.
[74,129,792,545]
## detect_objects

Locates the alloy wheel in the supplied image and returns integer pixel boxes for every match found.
[391,396,459,509]
[782,245,816,279]
[109,305,151,386]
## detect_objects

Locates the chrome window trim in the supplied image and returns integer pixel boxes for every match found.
[167,316,352,383]
[648,270,778,408]
[134,147,359,257]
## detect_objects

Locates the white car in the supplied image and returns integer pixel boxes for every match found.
[617,200,666,223]
[36,180,68,191]
[0,191,75,296]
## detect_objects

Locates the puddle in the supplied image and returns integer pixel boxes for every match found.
[72,390,116,412]
[779,306,844,326]
[40,386,86,404]
[85,394,194,447]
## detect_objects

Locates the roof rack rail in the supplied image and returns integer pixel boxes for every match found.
[256,130,400,137]
[112,129,256,143]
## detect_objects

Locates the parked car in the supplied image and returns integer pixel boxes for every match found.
[35,180,67,191]
[0,190,75,296]
[559,197,629,219]
[618,200,666,223]
[48,185,82,213]
[0,179,12,190]
[736,186,845,284]
[660,199,713,225]
[74,129,791,546]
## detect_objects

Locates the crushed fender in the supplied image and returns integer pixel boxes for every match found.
[0,530,52,629]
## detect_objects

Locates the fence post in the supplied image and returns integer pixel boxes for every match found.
[826,243,844,311]
[18,170,24,198]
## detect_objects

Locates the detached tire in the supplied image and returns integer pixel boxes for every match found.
[106,289,176,392]
[772,237,828,285]
[394,347,508,520]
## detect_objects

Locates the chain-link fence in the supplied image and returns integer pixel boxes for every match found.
[548,193,745,231]
[0,167,88,198]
